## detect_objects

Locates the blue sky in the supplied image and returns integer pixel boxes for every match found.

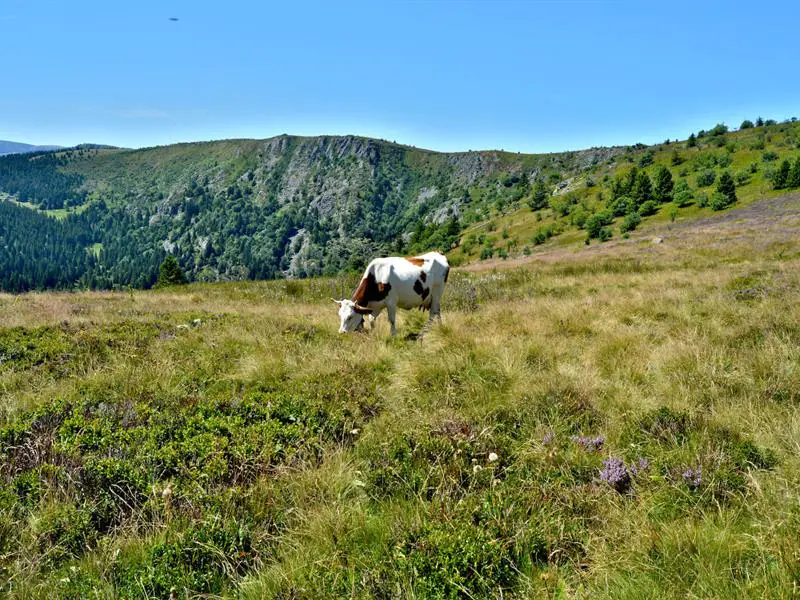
[2,0,798,153]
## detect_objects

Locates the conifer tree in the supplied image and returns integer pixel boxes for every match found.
[156,255,187,287]
[773,160,791,190]
[653,166,674,202]
[716,171,736,205]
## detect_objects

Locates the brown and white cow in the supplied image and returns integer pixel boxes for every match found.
[333,252,450,336]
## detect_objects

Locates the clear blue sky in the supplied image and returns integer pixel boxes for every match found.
[2,0,798,153]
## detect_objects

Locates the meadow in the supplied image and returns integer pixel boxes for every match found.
[1,193,799,598]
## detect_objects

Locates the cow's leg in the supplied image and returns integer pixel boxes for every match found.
[368,308,383,331]
[387,303,398,336]
[429,288,443,322]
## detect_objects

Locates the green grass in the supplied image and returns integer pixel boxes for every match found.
[1,192,800,597]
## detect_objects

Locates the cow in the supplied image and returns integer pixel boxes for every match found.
[333,252,450,336]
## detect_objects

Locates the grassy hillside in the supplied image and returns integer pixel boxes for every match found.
[1,119,798,291]
[1,192,799,598]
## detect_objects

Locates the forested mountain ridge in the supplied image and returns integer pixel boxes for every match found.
[0,140,63,155]
[1,118,799,292]
[0,134,620,290]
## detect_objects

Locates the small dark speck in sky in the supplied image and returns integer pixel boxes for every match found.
[168,17,179,22]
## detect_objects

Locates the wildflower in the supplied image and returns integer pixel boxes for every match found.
[473,464,482,474]
[571,435,605,452]
[682,466,702,490]
[630,458,650,477]
[488,452,499,463]
[600,457,631,492]
[542,431,555,445]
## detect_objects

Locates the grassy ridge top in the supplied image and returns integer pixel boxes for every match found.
[1,193,799,597]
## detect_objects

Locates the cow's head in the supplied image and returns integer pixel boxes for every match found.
[332,299,371,333]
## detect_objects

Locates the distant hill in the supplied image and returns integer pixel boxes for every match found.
[0,140,63,155]
[0,119,798,291]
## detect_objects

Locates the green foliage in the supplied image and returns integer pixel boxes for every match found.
[670,150,684,166]
[638,151,655,167]
[638,200,659,216]
[673,179,694,207]
[715,171,737,207]
[687,133,697,147]
[653,166,674,203]
[696,169,716,187]
[709,123,729,136]
[773,160,790,189]
[619,211,641,233]
[788,157,800,188]
[584,211,613,239]
[761,151,778,162]
[740,119,754,129]
[156,255,187,287]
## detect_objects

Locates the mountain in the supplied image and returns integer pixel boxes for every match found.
[0,140,63,155]
[0,120,798,292]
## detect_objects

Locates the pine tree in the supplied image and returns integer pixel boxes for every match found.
[716,171,737,206]
[788,158,800,189]
[653,166,674,202]
[773,160,791,190]
[687,133,697,147]
[632,171,653,207]
[156,255,187,287]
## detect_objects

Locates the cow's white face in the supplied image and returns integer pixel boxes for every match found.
[334,299,365,333]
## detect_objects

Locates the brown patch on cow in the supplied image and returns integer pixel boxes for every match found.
[419,271,427,283]
[405,256,425,267]
[352,272,391,309]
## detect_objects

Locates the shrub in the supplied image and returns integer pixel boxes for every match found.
[696,191,709,207]
[584,212,613,239]
[696,169,716,187]
[638,200,658,217]
[762,151,779,162]
[717,154,732,168]
[740,119,754,129]
[709,123,729,136]
[620,211,641,233]
[710,191,733,211]
[735,170,751,186]
[480,247,494,260]
[609,195,633,217]
[673,179,694,207]
[715,171,737,206]
[670,150,684,166]
[638,151,654,167]
[598,227,612,242]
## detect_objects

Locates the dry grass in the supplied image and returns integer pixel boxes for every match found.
[1,195,800,598]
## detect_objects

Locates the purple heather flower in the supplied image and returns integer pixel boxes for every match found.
[682,466,702,490]
[571,435,605,452]
[542,431,555,446]
[630,458,650,478]
[600,457,631,492]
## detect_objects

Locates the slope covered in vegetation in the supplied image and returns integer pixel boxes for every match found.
[1,192,799,597]
[0,119,799,291]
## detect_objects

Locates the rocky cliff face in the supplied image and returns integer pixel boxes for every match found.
[1,134,624,286]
